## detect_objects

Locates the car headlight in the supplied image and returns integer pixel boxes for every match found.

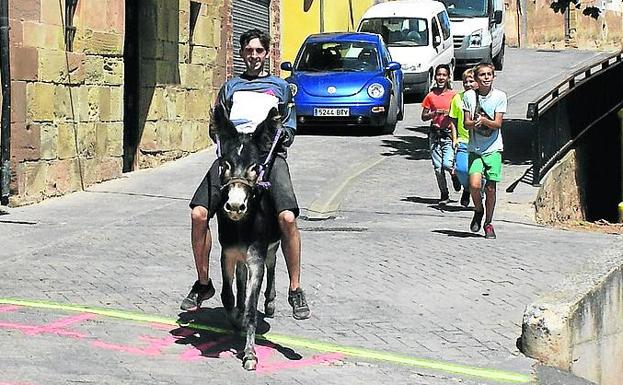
[469,29,482,48]
[403,63,422,72]
[367,83,385,98]
[288,83,298,97]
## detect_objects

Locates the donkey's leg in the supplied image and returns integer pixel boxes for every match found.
[235,261,247,329]
[220,248,238,327]
[242,250,265,371]
[263,241,279,318]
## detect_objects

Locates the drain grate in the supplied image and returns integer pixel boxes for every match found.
[300,226,367,232]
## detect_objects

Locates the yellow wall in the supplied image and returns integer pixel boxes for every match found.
[281,0,378,65]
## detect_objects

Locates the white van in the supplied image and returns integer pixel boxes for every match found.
[437,0,506,71]
[358,0,454,97]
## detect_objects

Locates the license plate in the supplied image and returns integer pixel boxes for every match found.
[313,108,350,117]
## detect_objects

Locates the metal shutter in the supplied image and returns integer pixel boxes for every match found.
[232,0,271,75]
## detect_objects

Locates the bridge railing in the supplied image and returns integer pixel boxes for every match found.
[526,50,623,185]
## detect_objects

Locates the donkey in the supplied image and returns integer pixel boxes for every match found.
[210,105,282,370]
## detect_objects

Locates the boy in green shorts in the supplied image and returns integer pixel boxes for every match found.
[462,63,507,239]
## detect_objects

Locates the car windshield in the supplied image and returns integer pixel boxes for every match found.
[359,18,428,47]
[438,0,489,18]
[295,41,381,72]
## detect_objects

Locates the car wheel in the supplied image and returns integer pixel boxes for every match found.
[493,40,505,70]
[382,94,398,135]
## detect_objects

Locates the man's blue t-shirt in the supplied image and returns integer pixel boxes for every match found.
[216,74,297,146]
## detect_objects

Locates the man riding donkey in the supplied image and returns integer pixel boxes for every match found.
[181,28,311,321]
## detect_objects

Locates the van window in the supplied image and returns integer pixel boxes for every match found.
[437,11,451,40]
[431,17,441,42]
[359,18,429,47]
[438,0,489,18]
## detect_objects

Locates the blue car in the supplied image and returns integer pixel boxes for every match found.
[281,32,404,134]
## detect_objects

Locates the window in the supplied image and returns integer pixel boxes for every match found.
[359,17,429,47]
[295,42,380,72]
[431,17,441,42]
[65,0,78,51]
[437,11,451,41]
[188,1,202,63]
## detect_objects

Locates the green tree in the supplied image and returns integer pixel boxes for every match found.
[550,0,601,19]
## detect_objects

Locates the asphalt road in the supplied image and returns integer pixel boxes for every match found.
[0,48,620,385]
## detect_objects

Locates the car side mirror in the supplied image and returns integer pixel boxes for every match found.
[494,10,503,24]
[385,61,401,71]
[280,62,293,71]
[433,35,441,46]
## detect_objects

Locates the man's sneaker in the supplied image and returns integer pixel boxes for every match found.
[180,279,215,311]
[439,192,450,206]
[451,174,462,192]
[288,288,310,320]
[470,210,484,233]
[460,190,470,207]
[484,223,497,239]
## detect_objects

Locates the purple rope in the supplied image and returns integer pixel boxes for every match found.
[256,125,284,190]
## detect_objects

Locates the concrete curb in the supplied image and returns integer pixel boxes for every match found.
[534,364,598,385]
[521,244,623,385]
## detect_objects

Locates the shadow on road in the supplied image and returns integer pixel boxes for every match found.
[381,131,430,160]
[173,308,303,365]
[402,196,438,204]
[298,125,385,137]
[403,196,473,212]
[432,229,482,238]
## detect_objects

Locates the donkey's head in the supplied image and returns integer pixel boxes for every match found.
[211,104,282,222]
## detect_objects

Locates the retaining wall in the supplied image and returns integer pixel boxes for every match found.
[521,247,623,385]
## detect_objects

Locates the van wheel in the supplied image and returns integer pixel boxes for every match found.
[419,69,433,101]
[493,40,505,70]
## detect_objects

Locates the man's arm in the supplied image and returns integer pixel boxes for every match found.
[279,83,296,147]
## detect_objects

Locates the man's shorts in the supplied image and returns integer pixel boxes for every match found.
[468,151,502,182]
[189,155,300,218]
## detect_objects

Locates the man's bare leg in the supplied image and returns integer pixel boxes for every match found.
[191,206,212,285]
[278,210,300,291]
[278,210,310,320]
[180,206,215,311]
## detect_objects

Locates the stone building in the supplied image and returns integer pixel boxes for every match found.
[1,0,281,206]
[505,0,623,49]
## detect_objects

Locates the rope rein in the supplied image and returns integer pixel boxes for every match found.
[215,124,284,191]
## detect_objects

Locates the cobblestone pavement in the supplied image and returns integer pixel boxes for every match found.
[1,49,621,384]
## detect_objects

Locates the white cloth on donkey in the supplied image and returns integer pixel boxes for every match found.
[229,91,279,134]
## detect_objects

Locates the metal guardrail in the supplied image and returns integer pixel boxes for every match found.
[526,50,623,185]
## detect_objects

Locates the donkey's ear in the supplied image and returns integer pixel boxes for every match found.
[254,107,281,151]
[210,104,237,142]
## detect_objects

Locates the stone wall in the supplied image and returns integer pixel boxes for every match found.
[5,0,226,206]
[535,150,586,224]
[521,248,623,385]
[505,0,623,49]
[8,0,126,206]
[133,0,224,169]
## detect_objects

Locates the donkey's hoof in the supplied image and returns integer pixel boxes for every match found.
[243,357,257,371]
[264,300,275,318]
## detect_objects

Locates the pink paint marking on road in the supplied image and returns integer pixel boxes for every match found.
[0,312,96,339]
[256,352,345,374]
[91,334,178,357]
[0,305,20,313]
[22,313,96,337]
[0,382,39,385]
